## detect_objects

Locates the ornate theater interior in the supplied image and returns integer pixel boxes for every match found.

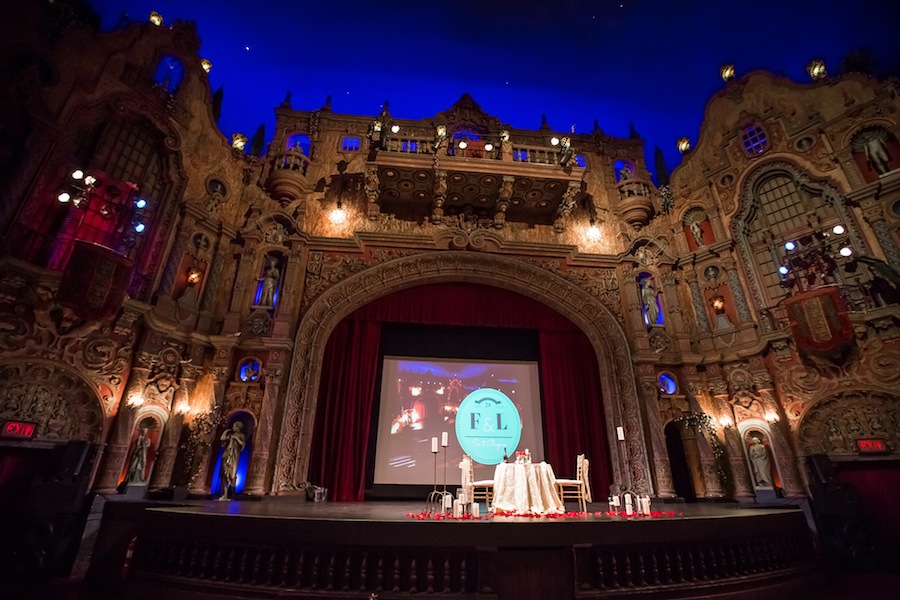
[1,1,900,598]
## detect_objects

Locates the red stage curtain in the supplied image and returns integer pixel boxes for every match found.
[310,282,612,501]
[308,319,382,501]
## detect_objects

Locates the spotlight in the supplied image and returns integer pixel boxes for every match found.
[83,175,97,186]
[70,169,84,180]
[778,265,789,275]
[58,192,71,203]
[550,136,560,146]
[134,222,146,233]
[135,197,147,209]
[458,141,468,149]
[149,11,163,26]
[784,241,796,251]
[832,224,845,235]
[720,64,735,82]
[390,124,400,133]
[676,137,691,153]
[484,143,494,152]
[200,58,212,73]
[839,246,853,257]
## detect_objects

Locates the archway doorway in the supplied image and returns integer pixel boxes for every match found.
[664,422,695,501]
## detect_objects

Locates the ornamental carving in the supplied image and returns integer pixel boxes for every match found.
[302,252,369,312]
[275,251,649,494]
[0,362,104,442]
[564,268,623,325]
[798,391,900,457]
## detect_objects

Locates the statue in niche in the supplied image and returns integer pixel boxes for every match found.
[858,129,892,174]
[258,258,281,307]
[219,421,246,500]
[124,425,150,484]
[747,436,774,487]
[619,164,633,181]
[690,220,705,246]
[640,277,660,326]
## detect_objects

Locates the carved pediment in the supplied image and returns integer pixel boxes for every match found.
[434,94,502,135]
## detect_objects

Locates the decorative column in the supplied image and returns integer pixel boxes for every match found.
[861,201,900,271]
[685,268,712,333]
[755,374,805,498]
[709,380,754,500]
[187,367,230,495]
[147,365,198,490]
[637,373,675,497]
[721,257,754,324]
[678,422,707,498]
[244,366,284,495]
[659,266,685,331]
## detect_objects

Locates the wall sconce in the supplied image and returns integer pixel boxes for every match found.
[586,219,601,241]
[187,268,203,285]
[174,401,191,415]
[720,64,735,82]
[764,411,780,423]
[149,11,163,26]
[200,58,212,73]
[127,394,145,408]
[232,133,248,151]
[677,137,692,154]
[710,296,726,314]
[328,199,347,224]
[807,59,827,80]
[718,415,734,429]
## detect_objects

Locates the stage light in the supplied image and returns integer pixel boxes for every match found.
[71,169,84,180]
[839,246,853,257]
[784,241,796,251]
[232,133,248,151]
[677,137,691,153]
[778,265,789,275]
[832,224,845,235]
[58,192,71,203]
[83,175,96,186]
[134,222,146,233]
[391,124,400,133]
[720,64,735,82]
[807,59,827,80]
[200,58,212,73]
[135,197,147,209]
[550,136,560,146]
[149,11,163,26]
[484,143,494,152]
[458,141,468,149]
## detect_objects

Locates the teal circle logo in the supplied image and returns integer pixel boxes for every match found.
[455,388,521,465]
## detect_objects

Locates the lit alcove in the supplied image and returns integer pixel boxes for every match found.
[152,55,185,93]
[210,411,255,497]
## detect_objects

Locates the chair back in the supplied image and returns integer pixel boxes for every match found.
[581,457,592,503]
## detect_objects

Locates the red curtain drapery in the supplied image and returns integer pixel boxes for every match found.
[308,283,612,501]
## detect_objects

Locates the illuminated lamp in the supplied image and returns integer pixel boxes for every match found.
[586,220,601,241]
[550,136,560,146]
[484,143,494,152]
[764,411,780,423]
[676,137,691,154]
[134,222,146,233]
[149,11,163,26]
[200,58,212,73]
[135,197,147,209]
[231,133,248,151]
[71,169,84,180]
[174,401,190,415]
[718,415,734,428]
[458,141,468,149]
[128,394,145,407]
[436,125,447,137]
[711,296,726,313]
[58,192,71,203]
[187,268,203,285]
[832,224,845,235]
[83,175,97,186]
[778,265,789,275]
[720,64,735,82]
[839,246,853,257]
[807,59,827,80]
[390,124,400,133]
[784,241,796,251]
[328,200,347,224]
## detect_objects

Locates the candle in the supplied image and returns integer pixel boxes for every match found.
[625,503,634,516]
[431,437,438,453]
[444,494,453,510]
[612,495,620,507]
[441,432,449,447]
[471,502,480,517]
[608,496,615,513]
[453,499,463,518]
[616,426,625,441]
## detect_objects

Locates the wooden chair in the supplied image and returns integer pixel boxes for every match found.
[460,454,494,506]
[556,454,592,512]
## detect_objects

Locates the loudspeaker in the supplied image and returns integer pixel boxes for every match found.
[806,453,835,484]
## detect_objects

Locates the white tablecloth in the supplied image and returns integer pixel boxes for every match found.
[491,462,564,514]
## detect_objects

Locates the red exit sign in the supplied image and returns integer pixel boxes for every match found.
[2,420,37,439]
[857,438,887,454]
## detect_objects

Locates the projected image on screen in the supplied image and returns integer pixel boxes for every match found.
[373,357,544,486]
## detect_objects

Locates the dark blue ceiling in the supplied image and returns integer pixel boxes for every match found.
[87,0,900,178]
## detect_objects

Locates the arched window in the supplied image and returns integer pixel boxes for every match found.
[614,159,636,182]
[286,133,311,156]
[152,55,184,93]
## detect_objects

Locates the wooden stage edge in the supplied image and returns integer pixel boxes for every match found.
[91,498,826,600]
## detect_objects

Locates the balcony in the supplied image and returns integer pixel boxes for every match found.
[615,177,656,228]
[265,148,313,205]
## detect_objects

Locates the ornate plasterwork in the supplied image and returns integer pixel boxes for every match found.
[798,390,900,457]
[275,251,649,494]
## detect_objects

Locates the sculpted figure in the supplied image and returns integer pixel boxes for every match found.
[641,278,660,325]
[219,421,246,500]
[125,426,150,484]
[748,436,773,487]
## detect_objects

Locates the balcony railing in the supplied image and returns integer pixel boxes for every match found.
[373,136,584,169]
[265,148,313,204]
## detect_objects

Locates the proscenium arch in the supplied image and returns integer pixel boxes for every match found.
[274,251,651,494]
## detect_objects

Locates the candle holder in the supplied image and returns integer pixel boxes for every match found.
[425,447,452,514]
